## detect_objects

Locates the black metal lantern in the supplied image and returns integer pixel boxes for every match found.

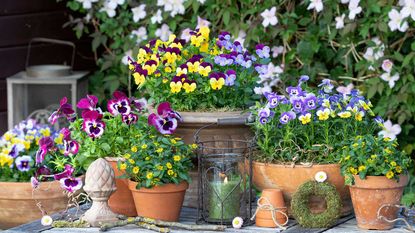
[195,122,254,226]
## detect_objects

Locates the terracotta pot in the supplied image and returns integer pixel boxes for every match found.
[252,162,352,216]
[128,180,189,221]
[0,180,68,229]
[256,189,288,228]
[106,157,137,216]
[349,175,408,230]
[175,111,253,208]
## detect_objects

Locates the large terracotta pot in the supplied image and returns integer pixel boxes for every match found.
[0,180,68,229]
[252,162,352,216]
[175,111,253,207]
[105,157,137,217]
[128,180,189,221]
[349,175,408,230]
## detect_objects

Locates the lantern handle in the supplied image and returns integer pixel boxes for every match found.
[26,37,76,70]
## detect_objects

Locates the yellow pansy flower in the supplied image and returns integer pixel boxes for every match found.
[198,65,211,77]
[187,61,200,73]
[316,108,330,121]
[190,35,204,47]
[200,42,209,53]
[133,73,146,86]
[183,82,196,93]
[131,146,138,153]
[170,81,182,93]
[355,111,364,121]
[133,166,140,174]
[40,128,51,137]
[210,78,225,90]
[173,155,181,162]
[338,111,352,118]
[23,141,31,150]
[199,26,210,39]
[299,113,311,125]
[3,132,14,141]
[176,67,187,76]
[54,134,64,145]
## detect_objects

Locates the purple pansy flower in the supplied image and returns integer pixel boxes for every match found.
[374,116,384,125]
[122,113,138,125]
[60,177,82,193]
[233,41,244,53]
[303,93,317,110]
[77,95,99,111]
[35,166,51,181]
[82,110,105,138]
[15,156,32,172]
[48,97,76,124]
[255,44,270,58]
[148,102,182,135]
[60,128,79,156]
[35,137,54,165]
[225,70,236,86]
[318,79,334,93]
[254,64,268,75]
[54,164,74,180]
[298,75,310,85]
[264,92,280,108]
[107,91,131,116]
[290,96,304,113]
[279,111,296,124]
[129,97,147,112]
[214,54,233,66]
[8,145,19,158]
[286,86,303,97]
[258,107,275,124]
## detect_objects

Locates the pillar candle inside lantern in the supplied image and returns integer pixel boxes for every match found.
[208,175,240,221]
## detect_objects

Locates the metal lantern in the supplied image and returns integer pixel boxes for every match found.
[196,120,254,226]
[6,38,88,129]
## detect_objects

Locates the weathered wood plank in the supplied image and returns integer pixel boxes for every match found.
[283,214,354,233]
[0,0,66,16]
[323,218,408,233]
[0,11,75,47]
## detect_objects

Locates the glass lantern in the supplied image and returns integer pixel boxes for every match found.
[196,123,254,226]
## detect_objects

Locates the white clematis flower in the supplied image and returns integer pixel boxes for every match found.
[381,59,394,73]
[307,0,324,13]
[151,9,163,24]
[380,72,400,88]
[196,16,211,29]
[401,0,415,20]
[379,120,401,140]
[260,7,278,27]
[107,0,124,9]
[131,27,148,44]
[272,46,284,58]
[315,171,327,183]
[348,0,362,20]
[341,0,350,3]
[100,1,116,18]
[131,4,146,23]
[335,14,346,29]
[158,0,185,17]
[180,28,192,42]
[388,9,409,32]
[155,24,172,42]
[76,0,98,9]
[121,50,132,65]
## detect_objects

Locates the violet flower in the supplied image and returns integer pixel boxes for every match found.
[264,92,280,108]
[254,64,268,75]
[258,107,274,124]
[107,91,131,116]
[15,156,32,172]
[374,116,384,126]
[54,164,74,180]
[122,113,139,125]
[148,102,182,134]
[290,96,304,113]
[303,93,317,110]
[225,70,236,86]
[8,145,19,158]
[60,177,82,193]
[298,75,310,85]
[318,79,334,93]
[35,137,54,165]
[35,166,51,181]
[280,111,296,124]
[255,44,270,58]
[77,95,99,111]
[60,128,79,156]
[286,86,303,97]
[48,97,76,124]
[82,110,105,138]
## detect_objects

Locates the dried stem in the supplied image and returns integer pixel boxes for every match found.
[136,222,170,233]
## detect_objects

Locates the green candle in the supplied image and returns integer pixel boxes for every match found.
[208,177,240,221]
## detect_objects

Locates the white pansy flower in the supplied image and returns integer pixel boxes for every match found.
[158,0,185,17]
[101,1,116,18]
[76,0,98,9]
[196,16,211,29]
[272,46,284,58]
[307,0,324,13]
[401,0,415,20]
[315,171,327,183]
[388,9,409,32]
[348,0,362,20]
[381,59,393,73]
[254,86,272,95]
[122,50,132,65]
[335,14,346,29]
[41,215,53,226]
[107,0,124,9]
[260,7,278,27]
[180,28,192,42]
[151,9,163,24]
[399,0,406,6]
[380,72,400,88]
[131,4,146,23]
[379,120,401,140]
[155,24,172,41]
[131,27,148,44]
[232,217,243,229]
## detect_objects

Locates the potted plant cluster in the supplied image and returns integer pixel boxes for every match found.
[338,134,411,230]
[127,27,276,206]
[48,92,147,217]
[120,102,194,221]
[250,76,381,215]
[0,118,82,229]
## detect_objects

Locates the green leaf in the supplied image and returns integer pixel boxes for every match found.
[223,11,230,25]
[101,143,111,152]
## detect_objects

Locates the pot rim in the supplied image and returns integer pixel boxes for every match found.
[104,157,125,162]
[253,161,340,168]
[128,180,189,193]
[350,174,409,189]
[179,111,248,124]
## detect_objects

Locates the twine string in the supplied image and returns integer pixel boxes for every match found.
[251,197,289,230]
[377,204,415,232]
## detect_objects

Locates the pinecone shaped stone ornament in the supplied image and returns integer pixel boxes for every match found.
[82,158,118,227]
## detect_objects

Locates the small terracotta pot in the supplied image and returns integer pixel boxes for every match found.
[106,157,137,217]
[349,175,408,230]
[255,189,288,228]
[0,180,68,229]
[128,180,189,221]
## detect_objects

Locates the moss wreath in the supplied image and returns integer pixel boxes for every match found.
[291,180,342,228]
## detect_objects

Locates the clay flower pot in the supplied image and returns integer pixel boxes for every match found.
[349,175,408,230]
[128,180,189,221]
[106,157,137,216]
[255,189,288,228]
[252,162,352,216]
[174,111,253,208]
[0,181,68,229]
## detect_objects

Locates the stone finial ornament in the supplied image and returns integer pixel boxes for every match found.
[82,158,118,227]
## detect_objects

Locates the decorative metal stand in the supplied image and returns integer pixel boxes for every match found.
[195,119,255,226]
